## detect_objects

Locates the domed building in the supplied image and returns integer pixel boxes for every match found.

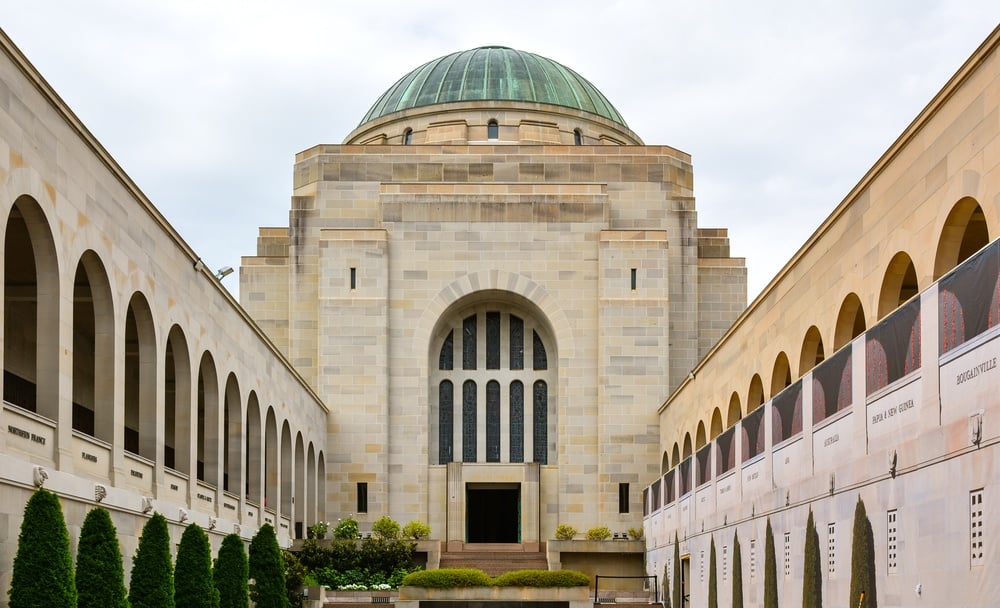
[241,45,747,572]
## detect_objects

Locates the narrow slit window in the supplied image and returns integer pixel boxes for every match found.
[828,523,836,577]
[487,120,499,140]
[403,128,413,145]
[357,482,368,514]
[887,510,898,574]
[631,268,637,291]
[618,483,629,513]
[574,129,582,145]
[971,488,985,567]
[350,267,357,290]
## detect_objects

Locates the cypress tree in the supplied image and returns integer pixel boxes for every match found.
[708,536,718,608]
[129,513,175,608]
[802,509,822,608]
[175,524,219,608]
[763,518,778,608]
[248,524,290,608]
[215,533,249,608]
[662,560,671,608]
[76,507,128,608]
[671,533,682,608]
[9,488,77,608]
[849,497,877,608]
[732,531,743,608]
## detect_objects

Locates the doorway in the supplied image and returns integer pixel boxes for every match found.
[466,483,520,543]
[681,556,690,607]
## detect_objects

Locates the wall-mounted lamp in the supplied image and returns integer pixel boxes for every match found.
[215,266,234,280]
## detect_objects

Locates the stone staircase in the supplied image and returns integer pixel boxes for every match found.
[438,542,549,576]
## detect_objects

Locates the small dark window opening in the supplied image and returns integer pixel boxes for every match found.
[403,129,413,145]
[630,268,637,291]
[619,482,630,513]
[357,482,368,513]
[350,267,357,290]
[574,129,582,145]
[487,120,499,140]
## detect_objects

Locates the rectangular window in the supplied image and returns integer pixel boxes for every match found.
[357,482,368,513]
[750,539,757,580]
[618,483,630,514]
[630,268,637,290]
[887,510,898,574]
[784,532,791,578]
[486,312,500,369]
[463,315,477,370]
[350,267,356,290]
[971,489,985,567]
[827,523,836,577]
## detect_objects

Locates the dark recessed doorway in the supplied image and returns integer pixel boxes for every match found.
[466,483,520,543]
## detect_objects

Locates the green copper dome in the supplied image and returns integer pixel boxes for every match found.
[360,46,628,127]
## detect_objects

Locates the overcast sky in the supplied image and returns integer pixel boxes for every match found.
[4,2,999,301]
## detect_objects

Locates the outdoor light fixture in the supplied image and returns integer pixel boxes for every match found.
[215,266,234,280]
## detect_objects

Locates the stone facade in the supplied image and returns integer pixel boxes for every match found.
[644,24,1000,608]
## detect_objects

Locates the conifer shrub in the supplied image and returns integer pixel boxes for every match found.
[731,531,743,608]
[129,512,175,608]
[662,560,671,608]
[671,533,681,608]
[214,533,249,608]
[708,536,718,608]
[402,520,431,540]
[76,507,128,608]
[554,523,577,540]
[175,523,219,608]
[586,526,612,540]
[763,519,778,608]
[492,569,589,587]
[802,509,822,608]
[849,497,877,608]
[401,568,492,588]
[9,488,77,608]
[249,524,290,608]
[372,515,401,540]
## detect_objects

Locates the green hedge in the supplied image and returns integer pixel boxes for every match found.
[492,570,589,587]
[174,524,219,608]
[129,513,175,608]
[76,507,128,608]
[402,568,492,588]
[402,568,588,589]
[9,488,77,608]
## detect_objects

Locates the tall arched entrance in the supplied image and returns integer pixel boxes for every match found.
[428,292,556,548]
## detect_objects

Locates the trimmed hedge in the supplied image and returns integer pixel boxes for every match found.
[763,518,778,608]
[9,488,77,608]
[708,536,718,608]
[402,568,588,589]
[175,523,219,608]
[214,533,249,608]
[731,531,743,608]
[76,507,128,608]
[850,497,877,608]
[402,568,492,588]
[802,509,822,608]
[492,570,589,587]
[129,512,175,608]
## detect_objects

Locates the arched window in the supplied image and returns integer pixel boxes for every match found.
[573,129,582,145]
[432,302,556,466]
[487,120,499,140]
[403,128,413,145]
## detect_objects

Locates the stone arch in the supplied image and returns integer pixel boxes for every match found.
[671,442,681,468]
[245,391,263,506]
[124,292,157,459]
[281,420,294,519]
[4,195,61,420]
[799,325,825,376]
[197,352,220,486]
[307,442,317,527]
[878,251,919,319]
[682,433,692,459]
[770,352,791,398]
[223,373,242,495]
[726,392,742,427]
[164,325,192,473]
[661,451,669,475]
[747,374,765,413]
[833,293,866,350]
[317,450,327,521]
[710,408,724,440]
[695,421,707,450]
[264,407,278,512]
[934,197,989,279]
[428,288,559,466]
[71,251,116,444]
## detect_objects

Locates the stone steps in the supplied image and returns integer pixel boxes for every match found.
[438,549,549,576]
